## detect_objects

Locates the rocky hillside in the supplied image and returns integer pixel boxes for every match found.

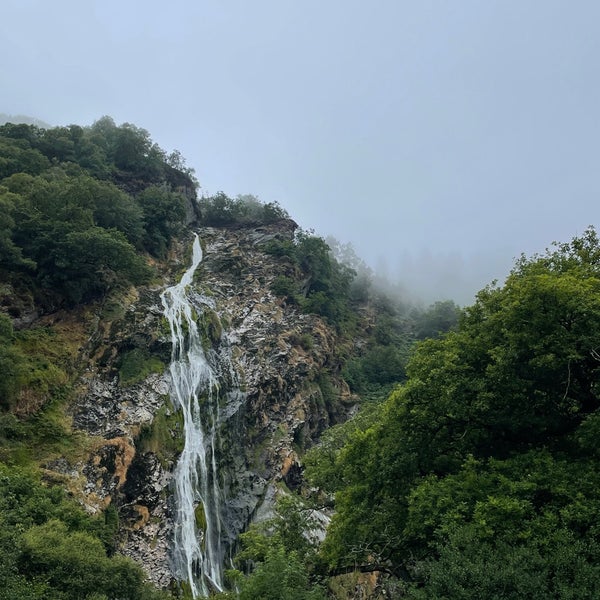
[50,218,357,587]
[0,119,420,599]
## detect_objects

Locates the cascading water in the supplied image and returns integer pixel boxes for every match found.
[160,234,225,598]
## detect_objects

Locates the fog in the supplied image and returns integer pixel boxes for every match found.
[2,1,599,304]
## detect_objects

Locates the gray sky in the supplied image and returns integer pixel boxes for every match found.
[2,1,599,303]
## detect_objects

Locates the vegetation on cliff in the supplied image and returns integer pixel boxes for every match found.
[2,117,598,599]
[0,464,171,600]
[0,117,194,312]
[0,118,193,599]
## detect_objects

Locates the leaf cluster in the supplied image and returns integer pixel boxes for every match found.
[309,228,600,596]
[0,118,194,310]
[0,464,171,599]
[340,298,457,396]
[199,192,289,227]
[264,230,358,330]
[222,494,327,600]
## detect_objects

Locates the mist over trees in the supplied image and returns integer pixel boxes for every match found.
[303,227,600,597]
[1,115,599,598]
[0,114,51,128]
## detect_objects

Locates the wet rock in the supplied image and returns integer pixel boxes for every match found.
[72,373,169,437]
[54,220,356,589]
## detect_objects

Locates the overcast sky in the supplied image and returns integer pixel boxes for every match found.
[2,1,599,303]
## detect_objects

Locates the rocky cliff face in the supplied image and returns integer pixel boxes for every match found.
[57,220,355,587]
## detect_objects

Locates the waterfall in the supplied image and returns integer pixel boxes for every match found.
[160,234,225,598]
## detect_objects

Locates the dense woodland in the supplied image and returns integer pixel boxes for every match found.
[1,119,598,598]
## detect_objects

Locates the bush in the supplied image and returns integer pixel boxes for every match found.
[271,276,298,301]
[200,192,289,227]
[137,185,187,257]
[0,466,168,600]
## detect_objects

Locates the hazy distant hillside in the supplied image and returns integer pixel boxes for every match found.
[0,113,51,128]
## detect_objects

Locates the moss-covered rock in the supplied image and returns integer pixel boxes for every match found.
[119,348,165,387]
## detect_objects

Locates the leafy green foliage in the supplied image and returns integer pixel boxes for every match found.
[44,227,152,304]
[88,178,145,245]
[264,230,357,330]
[406,524,600,600]
[237,547,326,600]
[412,299,460,339]
[304,400,383,495]
[309,228,600,595]
[340,303,414,397]
[199,192,289,227]
[342,344,406,392]
[271,275,298,302]
[0,136,50,179]
[295,233,355,323]
[228,494,327,600]
[0,118,194,309]
[137,185,187,257]
[0,465,169,600]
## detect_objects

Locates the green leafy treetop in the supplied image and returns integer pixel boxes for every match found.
[0,117,196,310]
[307,227,600,598]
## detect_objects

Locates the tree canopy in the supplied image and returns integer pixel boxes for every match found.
[307,228,600,598]
[0,118,195,310]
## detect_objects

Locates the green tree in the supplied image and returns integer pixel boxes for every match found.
[231,494,326,599]
[0,137,50,179]
[200,192,289,226]
[138,185,187,256]
[74,176,145,245]
[294,232,356,328]
[406,525,600,599]
[0,187,35,272]
[112,123,164,177]
[238,547,326,600]
[315,229,600,592]
[45,226,152,303]
[0,466,168,600]
[413,299,460,339]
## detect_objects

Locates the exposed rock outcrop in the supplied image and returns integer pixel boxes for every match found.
[58,220,355,587]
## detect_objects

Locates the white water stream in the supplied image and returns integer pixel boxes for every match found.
[160,234,224,597]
